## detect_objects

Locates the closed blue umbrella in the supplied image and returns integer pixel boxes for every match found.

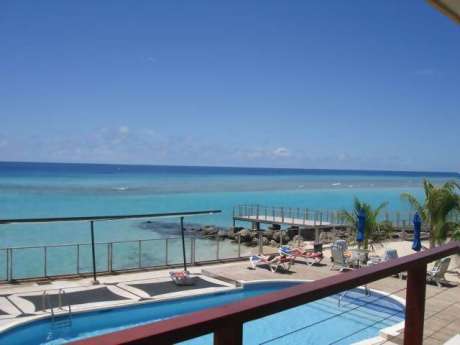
[412,212,422,252]
[356,208,365,243]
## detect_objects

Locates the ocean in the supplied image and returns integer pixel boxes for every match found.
[0,162,458,279]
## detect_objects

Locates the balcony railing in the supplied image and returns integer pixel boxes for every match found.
[69,241,460,345]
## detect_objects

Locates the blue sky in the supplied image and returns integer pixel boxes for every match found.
[1,1,459,172]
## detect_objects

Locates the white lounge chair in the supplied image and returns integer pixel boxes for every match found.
[383,248,399,261]
[280,246,323,266]
[330,245,351,271]
[334,239,348,252]
[383,248,403,278]
[249,254,293,273]
[427,257,451,287]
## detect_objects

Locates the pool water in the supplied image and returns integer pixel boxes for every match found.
[0,281,404,345]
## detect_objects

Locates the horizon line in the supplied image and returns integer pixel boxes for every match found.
[0,159,459,177]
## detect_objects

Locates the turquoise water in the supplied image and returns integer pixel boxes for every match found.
[0,281,405,345]
[0,162,458,279]
[1,162,458,244]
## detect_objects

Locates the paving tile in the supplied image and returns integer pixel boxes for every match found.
[445,320,460,332]
[430,328,459,342]
[421,337,444,345]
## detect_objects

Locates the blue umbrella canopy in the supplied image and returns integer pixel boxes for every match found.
[412,212,422,252]
[356,208,365,243]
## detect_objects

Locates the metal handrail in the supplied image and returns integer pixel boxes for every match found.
[1,237,181,251]
[0,209,222,225]
[58,289,65,310]
[1,233,238,253]
[58,289,72,317]
[234,204,460,226]
[42,291,55,322]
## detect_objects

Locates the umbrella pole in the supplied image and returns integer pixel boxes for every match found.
[180,216,187,272]
[357,241,361,267]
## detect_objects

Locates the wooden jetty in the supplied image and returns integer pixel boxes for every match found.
[232,204,451,243]
[232,204,446,230]
[232,204,343,230]
[232,204,348,244]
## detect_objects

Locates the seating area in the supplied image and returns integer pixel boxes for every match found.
[247,240,455,288]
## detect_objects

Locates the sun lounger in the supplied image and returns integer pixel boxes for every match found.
[279,246,323,266]
[273,254,294,272]
[249,255,275,270]
[249,254,293,273]
[170,271,196,286]
[330,245,351,271]
[381,248,404,278]
[334,239,348,251]
[427,257,451,287]
[383,248,399,261]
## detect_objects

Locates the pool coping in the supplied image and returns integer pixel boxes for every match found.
[0,278,407,345]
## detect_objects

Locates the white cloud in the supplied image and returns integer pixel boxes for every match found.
[143,129,157,137]
[119,126,129,134]
[0,127,455,171]
[237,147,291,160]
[272,147,291,157]
[338,153,350,161]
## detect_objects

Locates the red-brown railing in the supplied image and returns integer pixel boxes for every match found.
[70,242,460,345]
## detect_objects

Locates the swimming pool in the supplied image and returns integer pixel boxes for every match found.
[0,281,404,345]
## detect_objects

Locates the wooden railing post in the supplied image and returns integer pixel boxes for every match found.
[214,322,243,345]
[404,263,427,345]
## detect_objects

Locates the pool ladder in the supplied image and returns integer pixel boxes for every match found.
[338,285,370,307]
[42,289,72,329]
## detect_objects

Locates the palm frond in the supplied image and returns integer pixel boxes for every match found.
[401,192,424,218]
[374,202,389,218]
[443,180,460,192]
[403,178,460,247]
[340,210,356,227]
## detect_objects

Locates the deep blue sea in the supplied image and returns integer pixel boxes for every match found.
[0,162,458,279]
